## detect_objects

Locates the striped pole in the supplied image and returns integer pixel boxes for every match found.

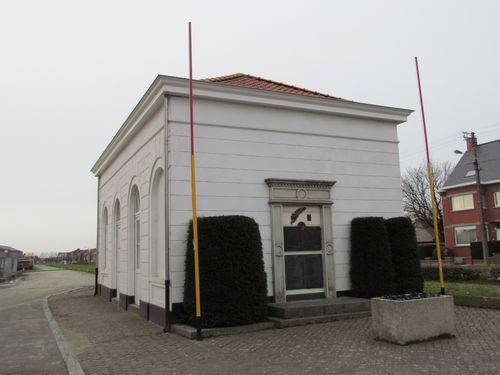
[415,57,445,295]
[189,22,202,340]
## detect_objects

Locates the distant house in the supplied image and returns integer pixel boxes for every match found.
[0,245,23,278]
[440,137,500,260]
[57,252,68,263]
[91,73,412,324]
[415,220,435,244]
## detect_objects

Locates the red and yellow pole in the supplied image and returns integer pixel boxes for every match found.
[188,22,202,340]
[415,57,445,295]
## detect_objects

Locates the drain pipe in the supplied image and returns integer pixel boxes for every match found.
[163,94,172,332]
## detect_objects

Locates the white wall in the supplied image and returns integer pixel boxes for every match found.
[98,103,166,306]
[167,96,403,303]
[97,91,405,308]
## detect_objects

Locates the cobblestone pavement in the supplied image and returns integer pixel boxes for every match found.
[50,288,500,375]
[0,266,93,375]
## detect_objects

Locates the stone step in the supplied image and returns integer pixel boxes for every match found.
[268,311,371,329]
[267,297,370,319]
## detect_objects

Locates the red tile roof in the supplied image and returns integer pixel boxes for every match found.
[202,73,343,100]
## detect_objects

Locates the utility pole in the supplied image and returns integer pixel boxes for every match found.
[465,132,489,262]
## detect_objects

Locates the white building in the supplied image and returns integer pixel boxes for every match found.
[91,73,412,325]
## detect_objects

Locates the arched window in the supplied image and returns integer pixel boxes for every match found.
[113,199,121,288]
[102,207,108,270]
[130,186,141,271]
[150,168,165,277]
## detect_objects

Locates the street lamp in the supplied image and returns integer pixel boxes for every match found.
[454,133,489,262]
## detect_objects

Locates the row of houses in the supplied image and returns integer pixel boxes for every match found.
[55,248,97,264]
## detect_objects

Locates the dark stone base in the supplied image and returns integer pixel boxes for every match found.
[149,303,166,326]
[139,300,149,320]
[119,293,135,310]
[98,284,117,302]
[98,287,185,329]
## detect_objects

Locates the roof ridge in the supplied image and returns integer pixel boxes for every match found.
[478,138,500,147]
[201,73,246,82]
[201,73,343,100]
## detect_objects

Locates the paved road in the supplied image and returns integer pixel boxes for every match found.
[51,288,500,375]
[0,265,93,375]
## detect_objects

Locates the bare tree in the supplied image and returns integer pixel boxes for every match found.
[402,161,454,240]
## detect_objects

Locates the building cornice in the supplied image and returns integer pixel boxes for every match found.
[91,75,413,176]
[440,178,500,192]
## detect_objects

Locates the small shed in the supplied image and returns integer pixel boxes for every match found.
[91,73,412,323]
[0,245,23,278]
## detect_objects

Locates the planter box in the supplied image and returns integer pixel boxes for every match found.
[371,295,456,345]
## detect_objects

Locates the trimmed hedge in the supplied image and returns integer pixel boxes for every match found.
[385,217,424,293]
[421,264,500,282]
[183,215,268,328]
[421,267,482,281]
[470,241,500,259]
[350,217,394,298]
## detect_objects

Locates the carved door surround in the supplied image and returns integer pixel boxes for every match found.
[265,179,336,303]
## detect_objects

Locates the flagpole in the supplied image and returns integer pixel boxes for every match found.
[188,22,202,340]
[415,57,445,295]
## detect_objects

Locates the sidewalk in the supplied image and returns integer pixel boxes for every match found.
[49,288,500,374]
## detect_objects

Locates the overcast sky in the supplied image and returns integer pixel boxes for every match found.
[1,1,499,255]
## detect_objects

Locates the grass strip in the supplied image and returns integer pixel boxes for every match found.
[424,280,500,297]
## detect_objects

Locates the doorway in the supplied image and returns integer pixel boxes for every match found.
[266,178,336,304]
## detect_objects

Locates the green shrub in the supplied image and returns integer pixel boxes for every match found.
[385,217,424,293]
[183,215,268,328]
[489,267,500,281]
[420,267,482,281]
[350,217,394,298]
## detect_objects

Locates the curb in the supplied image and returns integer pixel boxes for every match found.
[453,295,500,309]
[43,288,88,375]
[172,321,276,339]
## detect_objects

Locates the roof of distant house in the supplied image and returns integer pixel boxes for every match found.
[442,139,500,189]
[0,245,23,255]
[202,73,345,100]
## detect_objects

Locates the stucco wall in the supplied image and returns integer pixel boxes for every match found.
[166,96,403,303]
[97,91,405,308]
[98,103,166,306]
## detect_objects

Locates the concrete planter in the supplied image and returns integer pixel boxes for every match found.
[371,295,456,345]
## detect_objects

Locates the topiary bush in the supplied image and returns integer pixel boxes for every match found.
[183,215,268,328]
[350,217,394,298]
[385,217,424,293]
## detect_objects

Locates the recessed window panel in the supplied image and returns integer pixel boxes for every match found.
[283,206,322,252]
[285,254,323,290]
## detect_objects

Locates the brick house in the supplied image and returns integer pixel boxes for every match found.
[440,137,500,261]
